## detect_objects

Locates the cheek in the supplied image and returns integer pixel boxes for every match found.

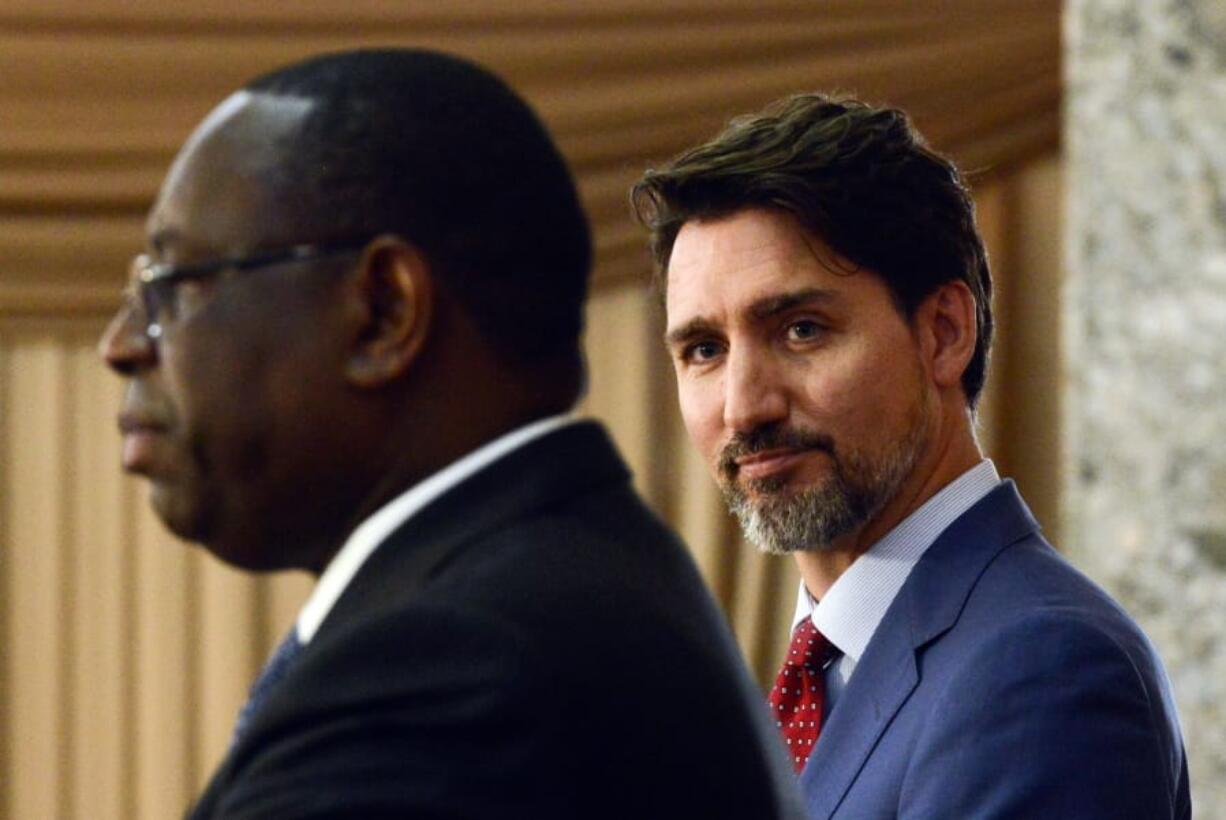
[162,336,269,467]
[792,355,862,417]
[167,344,240,415]
[792,342,903,432]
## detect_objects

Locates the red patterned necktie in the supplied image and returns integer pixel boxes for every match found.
[769,616,837,773]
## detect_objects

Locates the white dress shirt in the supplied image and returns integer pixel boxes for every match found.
[790,460,1002,713]
[295,414,576,644]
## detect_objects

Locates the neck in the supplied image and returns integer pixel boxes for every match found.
[310,341,570,575]
[793,404,982,601]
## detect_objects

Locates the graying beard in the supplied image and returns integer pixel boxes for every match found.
[722,413,928,555]
[727,480,858,555]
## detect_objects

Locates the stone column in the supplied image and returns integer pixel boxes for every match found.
[1067,1,1226,812]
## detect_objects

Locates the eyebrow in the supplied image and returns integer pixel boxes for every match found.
[664,317,720,350]
[747,287,840,321]
[664,287,841,348]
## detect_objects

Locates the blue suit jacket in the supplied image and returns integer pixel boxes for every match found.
[799,482,1190,819]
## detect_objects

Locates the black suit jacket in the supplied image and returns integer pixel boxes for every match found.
[189,421,803,819]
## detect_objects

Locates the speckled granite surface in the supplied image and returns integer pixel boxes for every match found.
[1067,1,1226,812]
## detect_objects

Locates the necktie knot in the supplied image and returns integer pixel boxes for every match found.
[769,616,837,773]
[781,617,834,673]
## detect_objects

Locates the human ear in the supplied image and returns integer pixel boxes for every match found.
[344,235,433,388]
[920,280,977,391]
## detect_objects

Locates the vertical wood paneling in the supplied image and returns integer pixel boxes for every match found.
[995,158,1064,539]
[68,338,131,820]
[758,555,801,683]
[193,554,260,787]
[725,537,780,675]
[3,336,71,820]
[0,343,8,818]
[582,283,658,498]
[672,435,737,597]
[130,490,193,818]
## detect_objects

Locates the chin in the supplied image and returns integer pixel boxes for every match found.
[737,473,825,502]
[201,542,289,572]
[147,480,215,545]
[200,520,315,573]
[141,478,271,570]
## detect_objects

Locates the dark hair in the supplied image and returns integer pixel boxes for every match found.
[631,93,993,408]
[246,49,591,387]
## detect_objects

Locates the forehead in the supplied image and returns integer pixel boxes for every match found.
[665,209,860,325]
[147,91,317,252]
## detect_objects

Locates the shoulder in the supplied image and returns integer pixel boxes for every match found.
[430,480,710,630]
[936,602,1170,708]
[935,533,1183,741]
[903,600,1189,817]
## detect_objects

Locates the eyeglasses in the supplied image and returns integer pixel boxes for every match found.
[130,239,369,340]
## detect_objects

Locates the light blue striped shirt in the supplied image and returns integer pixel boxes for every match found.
[791,460,1001,713]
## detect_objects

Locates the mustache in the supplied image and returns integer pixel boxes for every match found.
[718,425,835,479]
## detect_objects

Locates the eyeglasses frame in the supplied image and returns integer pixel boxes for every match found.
[131,239,370,340]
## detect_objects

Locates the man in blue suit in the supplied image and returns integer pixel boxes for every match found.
[634,93,1191,818]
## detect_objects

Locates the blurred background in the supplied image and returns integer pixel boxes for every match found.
[1,1,1222,817]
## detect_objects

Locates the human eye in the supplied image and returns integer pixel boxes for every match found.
[785,318,825,343]
[680,339,726,365]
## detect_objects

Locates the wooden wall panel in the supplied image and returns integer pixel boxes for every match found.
[68,343,131,820]
[193,558,260,782]
[3,336,71,819]
[984,157,1065,538]
[580,284,658,497]
[129,477,193,819]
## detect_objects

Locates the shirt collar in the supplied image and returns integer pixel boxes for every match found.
[296,414,577,643]
[793,460,1001,661]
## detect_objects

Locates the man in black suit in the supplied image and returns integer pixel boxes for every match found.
[100,49,802,819]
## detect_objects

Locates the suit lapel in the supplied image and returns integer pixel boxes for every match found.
[799,482,1041,819]
[800,616,919,819]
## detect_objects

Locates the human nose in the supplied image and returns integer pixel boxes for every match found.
[98,298,157,375]
[722,345,787,434]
